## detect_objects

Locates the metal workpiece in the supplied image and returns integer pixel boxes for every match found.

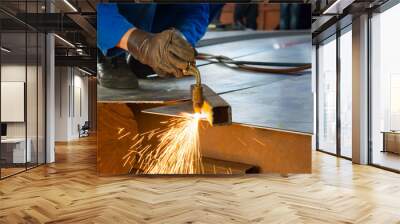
[192,84,232,126]
[98,31,313,134]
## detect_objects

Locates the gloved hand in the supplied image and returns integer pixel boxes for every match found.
[127,28,196,78]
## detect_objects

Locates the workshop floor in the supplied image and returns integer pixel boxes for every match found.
[0,136,400,223]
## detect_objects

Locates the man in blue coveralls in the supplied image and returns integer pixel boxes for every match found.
[97,3,223,89]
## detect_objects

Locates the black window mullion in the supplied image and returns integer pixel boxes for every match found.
[336,27,341,157]
[36,0,39,167]
[24,0,28,171]
[0,20,2,179]
[367,12,373,165]
[316,44,320,151]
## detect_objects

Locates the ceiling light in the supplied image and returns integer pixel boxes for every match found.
[54,34,75,48]
[1,47,11,53]
[63,0,78,12]
[323,0,354,15]
[78,67,93,76]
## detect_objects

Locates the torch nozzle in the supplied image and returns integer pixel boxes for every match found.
[187,65,203,113]
[192,84,203,113]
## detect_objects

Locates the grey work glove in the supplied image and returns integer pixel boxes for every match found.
[127,28,196,78]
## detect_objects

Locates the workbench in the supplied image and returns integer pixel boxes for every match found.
[97,30,313,175]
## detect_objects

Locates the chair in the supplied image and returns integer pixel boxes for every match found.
[79,121,90,138]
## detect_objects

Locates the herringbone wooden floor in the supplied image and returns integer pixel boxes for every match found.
[1,136,400,224]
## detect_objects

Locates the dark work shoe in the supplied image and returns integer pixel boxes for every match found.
[97,55,139,89]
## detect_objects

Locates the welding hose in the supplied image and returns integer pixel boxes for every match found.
[167,52,311,105]
[196,52,311,74]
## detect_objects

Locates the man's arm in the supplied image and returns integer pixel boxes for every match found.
[97,3,134,56]
[162,4,224,46]
[116,28,135,51]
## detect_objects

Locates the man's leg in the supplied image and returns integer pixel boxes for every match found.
[279,3,290,30]
[234,4,247,28]
[245,4,258,30]
[97,53,139,89]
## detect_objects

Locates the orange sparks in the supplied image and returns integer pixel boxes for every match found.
[118,131,131,140]
[117,127,125,134]
[122,112,206,174]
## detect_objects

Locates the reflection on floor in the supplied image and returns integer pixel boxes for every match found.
[373,150,400,171]
[0,167,25,178]
[0,163,42,179]
[0,135,400,223]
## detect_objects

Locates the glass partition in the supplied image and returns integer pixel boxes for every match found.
[0,31,28,177]
[317,36,337,154]
[0,1,46,179]
[371,3,400,171]
[339,28,352,158]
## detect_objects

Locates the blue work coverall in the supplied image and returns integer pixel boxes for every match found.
[97,3,223,57]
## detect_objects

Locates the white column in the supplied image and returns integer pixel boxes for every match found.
[46,32,55,163]
[352,14,369,164]
[312,45,317,150]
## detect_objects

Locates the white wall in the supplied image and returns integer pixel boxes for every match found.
[55,66,70,141]
[54,67,89,141]
[1,65,39,138]
[1,65,26,139]
[1,63,46,164]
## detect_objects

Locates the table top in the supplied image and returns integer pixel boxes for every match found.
[1,138,30,143]
[382,131,400,134]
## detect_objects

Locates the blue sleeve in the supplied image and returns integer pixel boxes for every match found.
[97,3,134,57]
[167,4,210,46]
[152,4,205,46]
[172,4,224,46]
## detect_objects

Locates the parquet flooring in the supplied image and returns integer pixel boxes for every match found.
[1,135,400,223]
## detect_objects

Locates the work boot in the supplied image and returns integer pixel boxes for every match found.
[97,55,138,89]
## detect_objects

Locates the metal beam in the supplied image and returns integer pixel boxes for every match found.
[67,13,96,46]
[0,13,86,32]
[55,55,96,69]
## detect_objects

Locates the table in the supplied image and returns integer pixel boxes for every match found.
[1,138,32,164]
[382,131,400,154]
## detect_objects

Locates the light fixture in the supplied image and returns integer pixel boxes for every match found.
[1,47,11,53]
[77,67,93,76]
[63,0,78,12]
[322,0,354,15]
[54,34,75,48]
